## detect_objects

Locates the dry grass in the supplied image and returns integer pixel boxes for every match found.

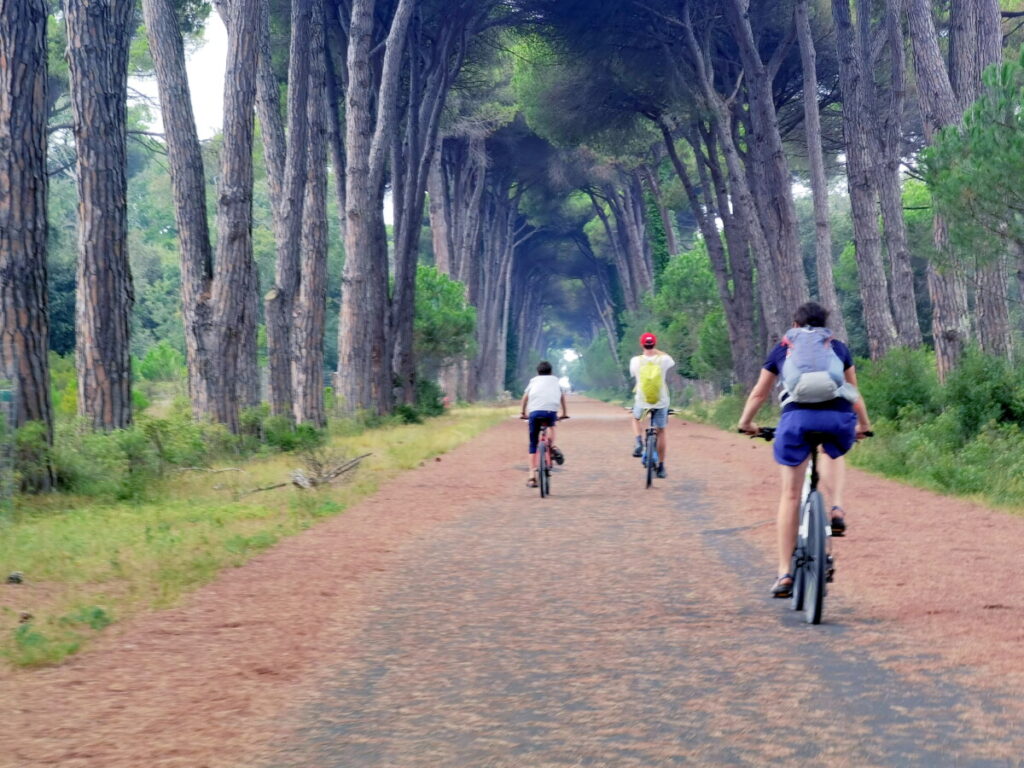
[0,405,512,666]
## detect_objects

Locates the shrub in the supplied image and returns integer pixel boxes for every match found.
[855,347,940,422]
[138,340,186,382]
[942,347,1024,440]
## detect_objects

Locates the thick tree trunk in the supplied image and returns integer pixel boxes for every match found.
[391,21,466,405]
[876,0,922,348]
[265,0,313,419]
[679,9,789,346]
[0,0,53,488]
[210,0,260,430]
[907,0,973,376]
[833,0,899,358]
[64,0,135,430]
[795,0,847,342]
[428,149,451,273]
[950,0,1010,357]
[337,0,415,414]
[292,0,328,427]
[143,0,217,419]
[659,118,757,386]
[723,0,809,316]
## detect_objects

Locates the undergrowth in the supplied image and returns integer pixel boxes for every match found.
[685,346,1024,513]
[0,404,511,667]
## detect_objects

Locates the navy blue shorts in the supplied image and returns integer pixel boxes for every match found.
[773,409,857,466]
[528,410,557,454]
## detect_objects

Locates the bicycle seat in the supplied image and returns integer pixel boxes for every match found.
[803,430,831,447]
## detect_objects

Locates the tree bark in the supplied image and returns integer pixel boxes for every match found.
[210,0,261,429]
[833,0,899,358]
[0,0,53,488]
[950,0,1010,357]
[336,0,415,414]
[795,0,848,343]
[875,0,922,348]
[723,0,809,317]
[292,0,328,427]
[64,0,135,430]
[142,0,217,419]
[264,0,313,419]
[906,0,972,377]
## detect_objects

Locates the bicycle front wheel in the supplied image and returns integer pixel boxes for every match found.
[803,491,827,624]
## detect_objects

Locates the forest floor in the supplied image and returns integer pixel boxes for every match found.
[2,396,1023,767]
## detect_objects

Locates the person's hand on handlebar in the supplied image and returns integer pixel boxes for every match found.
[856,421,873,440]
[737,420,759,436]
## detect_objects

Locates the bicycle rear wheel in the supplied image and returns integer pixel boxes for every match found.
[645,431,656,488]
[803,491,827,624]
[539,444,550,498]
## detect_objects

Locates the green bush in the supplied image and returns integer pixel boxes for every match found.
[942,347,1024,440]
[415,378,445,417]
[138,340,186,382]
[856,347,940,422]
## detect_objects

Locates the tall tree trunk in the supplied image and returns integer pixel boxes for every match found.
[834,0,899,358]
[64,0,134,430]
[906,0,972,377]
[428,148,451,272]
[950,0,1010,357]
[143,0,217,419]
[876,0,922,348]
[0,0,53,489]
[337,0,415,414]
[265,0,313,419]
[391,19,467,405]
[641,163,678,258]
[292,0,328,427]
[723,0,809,316]
[210,0,260,429]
[680,8,790,346]
[795,0,847,342]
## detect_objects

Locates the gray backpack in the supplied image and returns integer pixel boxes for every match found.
[780,327,859,404]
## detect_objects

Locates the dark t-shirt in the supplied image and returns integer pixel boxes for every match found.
[764,338,855,413]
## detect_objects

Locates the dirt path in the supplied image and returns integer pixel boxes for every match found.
[3,397,1023,766]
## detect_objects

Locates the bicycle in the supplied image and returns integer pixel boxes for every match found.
[638,407,673,489]
[745,426,871,624]
[522,414,567,498]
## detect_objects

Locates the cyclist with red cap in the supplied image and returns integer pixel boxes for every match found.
[630,333,675,478]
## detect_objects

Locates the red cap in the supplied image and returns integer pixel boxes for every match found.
[640,332,657,347]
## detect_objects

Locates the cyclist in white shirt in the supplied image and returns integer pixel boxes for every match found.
[520,360,568,488]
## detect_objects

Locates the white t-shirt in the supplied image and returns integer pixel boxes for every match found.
[525,375,563,414]
[630,353,675,409]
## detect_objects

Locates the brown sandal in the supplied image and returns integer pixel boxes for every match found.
[526,476,538,488]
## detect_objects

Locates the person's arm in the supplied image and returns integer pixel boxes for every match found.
[738,368,777,434]
[560,392,568,419]
[845,366,872,437]
[520,390,529,418]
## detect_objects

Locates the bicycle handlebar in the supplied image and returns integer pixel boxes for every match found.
[519,415,570,420]
[738,427,874,441]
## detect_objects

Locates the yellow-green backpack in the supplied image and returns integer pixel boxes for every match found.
[638,356,663,405]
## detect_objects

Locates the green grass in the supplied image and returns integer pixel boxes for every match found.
[0,405,511,666]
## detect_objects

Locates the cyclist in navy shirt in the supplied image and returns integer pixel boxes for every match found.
[738,302,873,598]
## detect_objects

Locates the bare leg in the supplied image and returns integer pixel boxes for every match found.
[656,427,666,463]
[818,454,845,512]
[632,416,642,439]
[778,461,810,576]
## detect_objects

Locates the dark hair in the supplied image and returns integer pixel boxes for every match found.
[537,360,553,375]
[793,301,829,328]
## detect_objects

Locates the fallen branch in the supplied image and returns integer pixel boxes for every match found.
[174,466,246,474]
[235,482,289,499]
